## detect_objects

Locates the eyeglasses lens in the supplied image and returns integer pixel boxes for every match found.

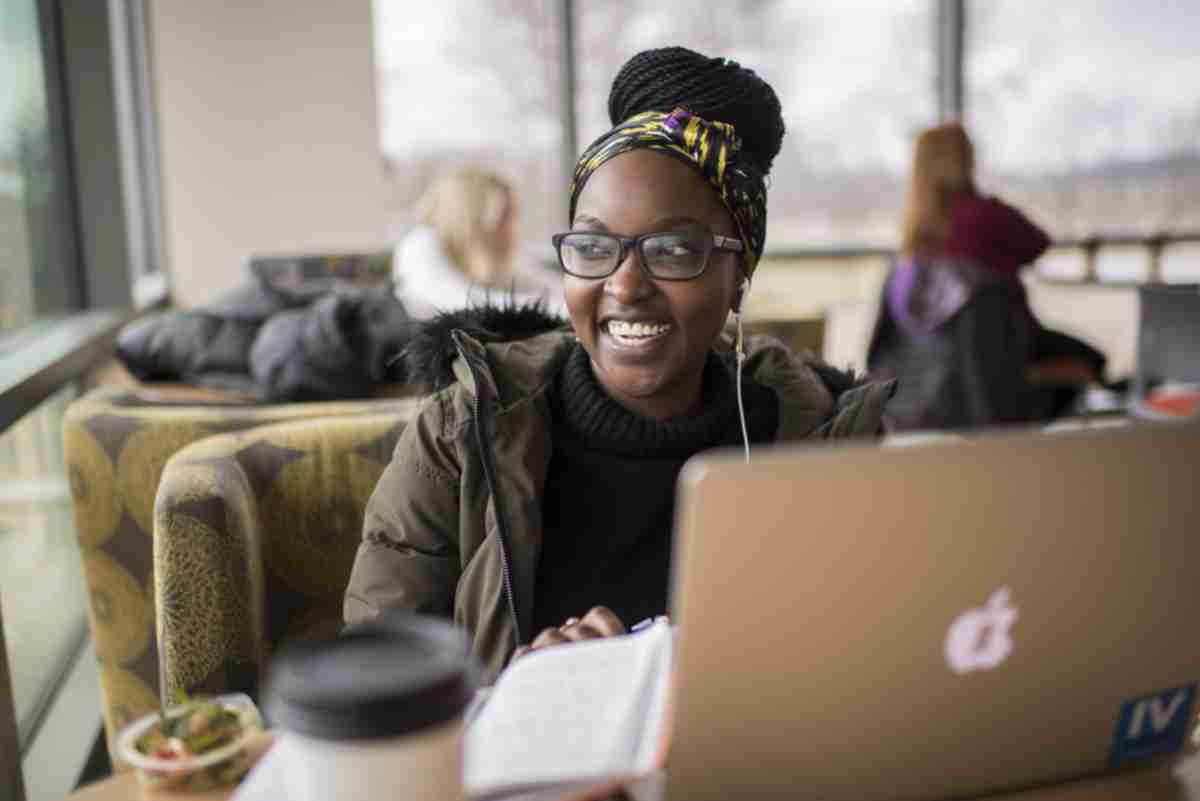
[559,233,619,278]
[640,231,709,279]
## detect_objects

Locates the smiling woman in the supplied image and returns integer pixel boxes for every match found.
[563,153,744,420]
[342,47,897,681]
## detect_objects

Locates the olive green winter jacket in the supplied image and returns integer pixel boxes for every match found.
[343,308,895,680]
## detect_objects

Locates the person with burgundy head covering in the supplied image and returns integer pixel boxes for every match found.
[869,122,1105,431]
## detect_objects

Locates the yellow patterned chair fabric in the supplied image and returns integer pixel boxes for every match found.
[62,387,418,767]
[152,411,412,716]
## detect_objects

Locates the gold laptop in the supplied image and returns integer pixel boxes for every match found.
[667,422,1200,801]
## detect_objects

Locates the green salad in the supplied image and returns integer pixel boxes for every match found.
[135,696,245,760]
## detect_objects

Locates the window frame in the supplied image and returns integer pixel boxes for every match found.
[1,2,169,795]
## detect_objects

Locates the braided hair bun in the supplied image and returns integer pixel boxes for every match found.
[607,46,785,175]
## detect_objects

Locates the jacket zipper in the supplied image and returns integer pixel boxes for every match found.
[451,331,524,648]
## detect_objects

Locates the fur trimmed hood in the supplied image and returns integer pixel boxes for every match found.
[403,302,568,393]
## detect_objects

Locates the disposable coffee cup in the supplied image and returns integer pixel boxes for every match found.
[265,614,476,801]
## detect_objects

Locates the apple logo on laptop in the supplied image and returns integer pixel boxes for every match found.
[945,588,1018,674]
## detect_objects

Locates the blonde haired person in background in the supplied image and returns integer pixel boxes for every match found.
[393,167,565,319]
[898,122,978,261]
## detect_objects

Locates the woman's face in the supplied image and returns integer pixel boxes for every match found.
[565,150,742,421]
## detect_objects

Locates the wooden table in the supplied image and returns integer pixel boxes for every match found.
[64,733,636,801]
[64,745,1200,801]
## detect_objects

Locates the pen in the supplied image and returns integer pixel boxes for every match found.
[631,615,669,633]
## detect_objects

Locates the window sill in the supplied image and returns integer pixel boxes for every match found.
[0,309,133,435]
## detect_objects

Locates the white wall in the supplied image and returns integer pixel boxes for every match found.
[148,2,390,306]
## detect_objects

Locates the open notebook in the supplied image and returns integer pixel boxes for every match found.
[465,619,674,800]
[232,621,672,801]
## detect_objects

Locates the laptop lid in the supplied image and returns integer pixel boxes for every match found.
[667,423,1200,801]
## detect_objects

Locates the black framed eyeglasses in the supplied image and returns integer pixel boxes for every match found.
[551,228,744,280]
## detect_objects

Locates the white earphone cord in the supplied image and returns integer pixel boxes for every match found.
[736,343,749,462]
[735,284,750,463]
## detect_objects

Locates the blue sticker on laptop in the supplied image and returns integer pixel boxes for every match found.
[1110,683,1197,768]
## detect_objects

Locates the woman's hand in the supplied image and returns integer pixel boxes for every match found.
[510,606,626,663]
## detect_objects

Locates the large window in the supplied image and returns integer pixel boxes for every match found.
[0,0,82,336]
[372,2,1200,256]
[372,0,566,255]
[967,1,1200,240]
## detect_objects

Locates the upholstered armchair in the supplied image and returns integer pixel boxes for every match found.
[62,387,418,766]
[152,411,413,708]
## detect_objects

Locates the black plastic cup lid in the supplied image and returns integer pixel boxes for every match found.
[265,614,476,741]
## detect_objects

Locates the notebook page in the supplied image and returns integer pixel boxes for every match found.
[464,621,673,799]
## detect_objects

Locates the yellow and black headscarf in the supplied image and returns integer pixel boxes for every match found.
[569,107,770,277]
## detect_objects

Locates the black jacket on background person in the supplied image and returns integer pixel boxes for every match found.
[116,281,411,401]
[867,259,1106,431]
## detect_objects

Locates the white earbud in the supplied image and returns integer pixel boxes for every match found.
[735,277,751,359]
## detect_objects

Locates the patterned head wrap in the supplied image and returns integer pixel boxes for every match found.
[568,107,769,276]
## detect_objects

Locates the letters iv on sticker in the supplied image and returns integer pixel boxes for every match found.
[1110,684,1198,768]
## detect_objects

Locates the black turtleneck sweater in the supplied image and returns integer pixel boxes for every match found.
[532,345,779,634]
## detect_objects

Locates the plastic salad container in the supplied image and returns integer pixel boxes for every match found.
[116,693,263,791]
